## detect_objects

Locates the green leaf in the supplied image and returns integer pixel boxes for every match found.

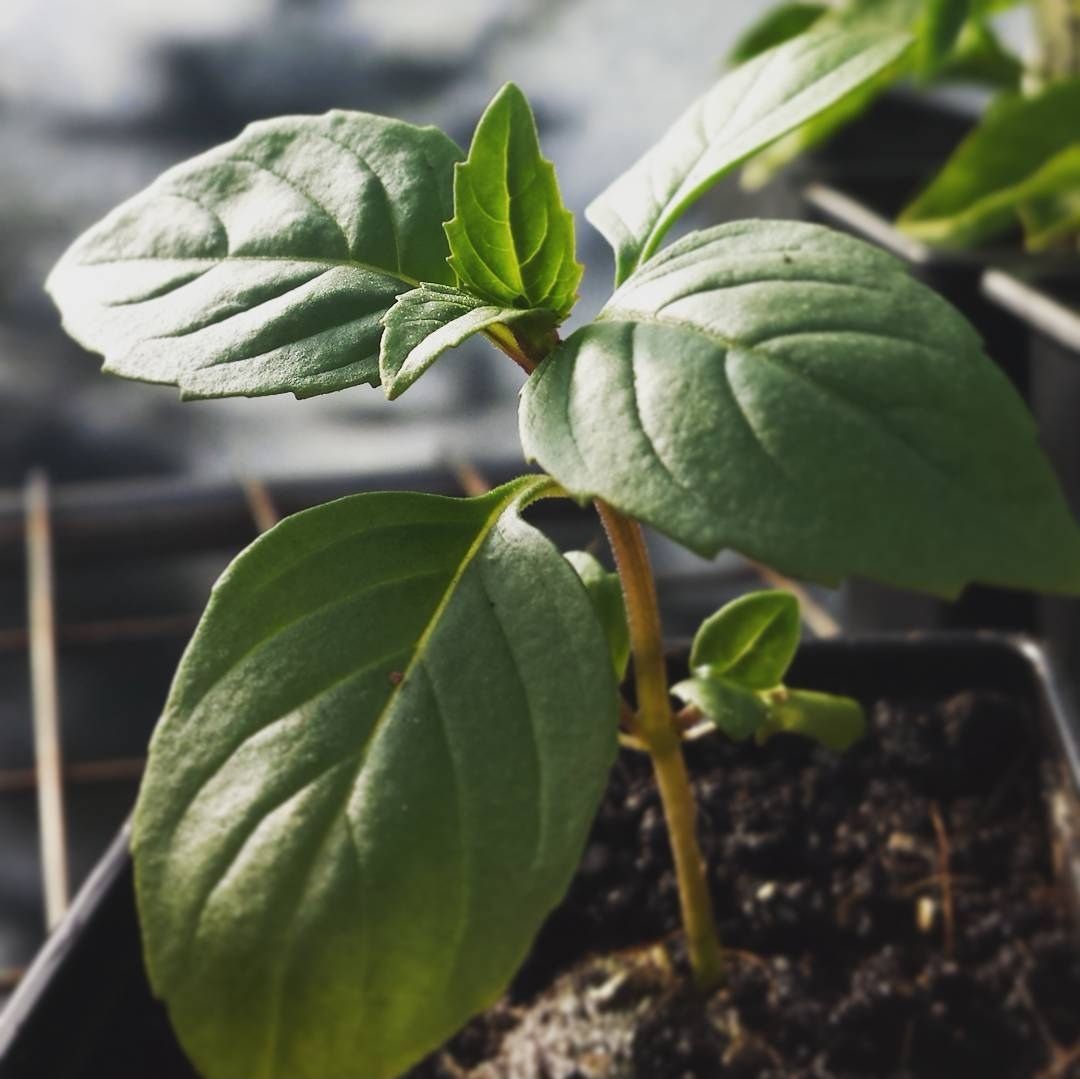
[761,689,866,750]
[588,27,912,284]
[740,65,897,189]
[936,16,1022,88]
[564,550,630,678]
[727,3,830,63]
[132,477,619,1079]
[913,0,971,77]
[46,112,462,400]
[835,0,923,28]
[520,220,1080,597]
[741,5,1020,190]
[835,0,971,77]
[445,83,582,318]
[690,591,800,690]
[379,283,555,399]
[899,81,1080,247]
[671,676,768,741]
[1019,186,1080,250]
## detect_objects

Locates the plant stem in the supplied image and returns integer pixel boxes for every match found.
[490,327,724,989]
[596,500,725,991]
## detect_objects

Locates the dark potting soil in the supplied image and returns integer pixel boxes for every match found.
[413,690,1080,1079]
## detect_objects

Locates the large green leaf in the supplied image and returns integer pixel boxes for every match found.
[520,220,1080,596]
[587,27,911,284]
[445,83,582,318]
[132,477,619,1079]
[379,283,554,399]
[899,81,1080,247]
[47,112,462,399]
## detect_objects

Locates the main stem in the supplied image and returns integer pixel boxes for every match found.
[596,501,725,991]
[494,328,724,990]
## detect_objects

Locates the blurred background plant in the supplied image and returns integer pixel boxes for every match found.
[734,0,1080,250]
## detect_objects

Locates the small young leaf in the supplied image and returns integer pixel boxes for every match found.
[762,689,866,750]
[587,27,911,284]
[445,83,582,318]
[690,591,800,690]
[132,476,618,1079]
[47,112,463,399]
[727,2,830,63]
[899,80,1080,247]
[564,550,630,678]
[671,676,768,741]
[520,220,1080,596]
[379,283,555,399]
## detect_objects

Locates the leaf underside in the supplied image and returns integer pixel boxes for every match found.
[445,83,582,317]
[47,111,462,399]
[586,27,912,284]
[671,676,767,741]
[379,283,554,399]
[132,478,618,1079]
[520,220,1080,597]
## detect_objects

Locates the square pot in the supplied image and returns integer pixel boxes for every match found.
[0,634,1076,1078]
[982,269,1080,700]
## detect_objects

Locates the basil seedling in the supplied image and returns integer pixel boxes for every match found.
[48,34,1080,1079]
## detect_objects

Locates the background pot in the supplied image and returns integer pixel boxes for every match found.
[982,269,1080,699]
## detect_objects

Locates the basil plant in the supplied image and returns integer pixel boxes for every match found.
[47,24,1080,1079]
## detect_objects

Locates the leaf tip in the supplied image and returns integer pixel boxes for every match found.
[381,373,403,401]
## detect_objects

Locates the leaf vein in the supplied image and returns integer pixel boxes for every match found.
[225,152,354,258]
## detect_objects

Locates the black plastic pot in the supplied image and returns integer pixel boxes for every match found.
[1,634,1077,1079]
[981,269,1080,697]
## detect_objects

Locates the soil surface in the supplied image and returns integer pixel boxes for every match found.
[411,690,1080,1079]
